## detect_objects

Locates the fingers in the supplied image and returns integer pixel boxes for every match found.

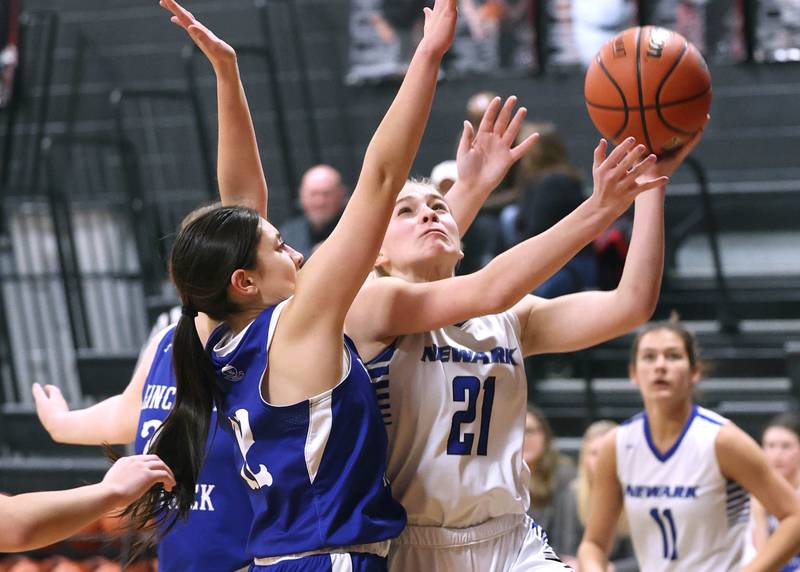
[616,144,648,174]
[592,139,608,169]
[493,95,518,136]
[477,96,502,133]
[503,105,527,146]
[160,0,195,27]
[457,120,474,158]
[603,136,637,167]
[510,132,539,162]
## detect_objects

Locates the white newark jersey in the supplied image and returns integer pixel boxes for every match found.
[616,405,749,572]
[364,311,530,528]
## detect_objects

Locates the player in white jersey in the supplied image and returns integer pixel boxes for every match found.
[341,102,706,570]
[577,320,800,572]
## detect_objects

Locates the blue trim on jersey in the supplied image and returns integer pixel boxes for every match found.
[364,340,398,366]
[643,404,698,463]
[621,412,645,426]
[697,412,723,426]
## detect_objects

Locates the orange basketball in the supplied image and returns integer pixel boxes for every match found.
[584,26,711,156]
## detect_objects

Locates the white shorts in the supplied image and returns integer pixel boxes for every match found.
[388,514,573,572]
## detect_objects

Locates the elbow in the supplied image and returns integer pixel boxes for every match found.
[2,525,34,552]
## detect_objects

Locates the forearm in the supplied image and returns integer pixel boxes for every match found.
[578,540,611,572]
[0,483,119,552]
[215,60,268,215]
[447,179,494,237]
[744,514,800,572]
[48,396,136,445]
[611,186,665,320]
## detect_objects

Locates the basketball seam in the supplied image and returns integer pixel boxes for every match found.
[656,41,701,136]
[585,86,711,111]
[635,27,654,153]
[596,55,630,141]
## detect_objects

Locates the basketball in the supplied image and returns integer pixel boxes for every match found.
[584,26,711,156]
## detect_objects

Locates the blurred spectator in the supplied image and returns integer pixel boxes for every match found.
[431,160,458,193]
[0,0,19,108]
[370,0,432,67]
[751,413,800,570]
[498,0,536,71]
[280,165,347,260]
[524,405,576,551]
[513,122,598,297]
[466,90,499,129]
[558,421,638,571]
[570,0,636,68]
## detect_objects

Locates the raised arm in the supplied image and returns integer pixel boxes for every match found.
[32,328,167,445]
[446,95,538,235]
[265,0,456,404]
[717,424,800,572]
[0,454,175,552]
[513,130,705,356]
[161,0,268,216]
[577,429,623,572]
[347,137,664,344]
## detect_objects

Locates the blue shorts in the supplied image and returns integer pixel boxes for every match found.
[251,552,386,571]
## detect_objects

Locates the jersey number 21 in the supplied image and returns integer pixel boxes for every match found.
[447,376,496,456]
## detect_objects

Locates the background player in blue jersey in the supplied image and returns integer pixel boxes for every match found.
[577,319,800,572]
[0,454,174,553]
[751,413,800,571]
[126,1,457,569]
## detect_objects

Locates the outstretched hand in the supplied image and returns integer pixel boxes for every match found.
[456,95,538,195]
[32,383,70,439]
[159,0,236,69]
[101,454,176,508]
[590,137,667,216]
[420,0,458,58]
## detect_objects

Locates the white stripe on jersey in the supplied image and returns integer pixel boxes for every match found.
[616,406,748,572]
[305,393,333,484]
[330,553,353,572]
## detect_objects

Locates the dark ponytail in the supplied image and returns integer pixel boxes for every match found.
[125,205,261,538]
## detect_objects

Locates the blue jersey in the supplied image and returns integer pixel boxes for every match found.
[136,326,252,572]
[207,302,406,559]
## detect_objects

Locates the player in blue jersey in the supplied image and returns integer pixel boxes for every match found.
[577,319,800,572]
[126,1,457,570]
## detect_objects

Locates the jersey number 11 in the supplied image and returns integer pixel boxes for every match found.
[447,376,496,456]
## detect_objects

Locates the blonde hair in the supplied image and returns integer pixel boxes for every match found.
[576,420,629,536]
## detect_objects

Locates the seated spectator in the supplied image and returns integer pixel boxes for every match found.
[751,413,800,571]
[514,122,598,297]
[524,405,576,553]
[559,421,637,571]
[280,164,347,260]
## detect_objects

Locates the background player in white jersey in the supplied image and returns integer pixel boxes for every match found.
[577,319,800,572]
[340,107,704,569]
